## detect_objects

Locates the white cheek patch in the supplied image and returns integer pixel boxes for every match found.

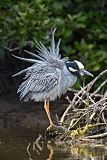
[69,67,77,72]
[74,60,84,69]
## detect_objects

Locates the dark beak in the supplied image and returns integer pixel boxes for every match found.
[80,70,94,77]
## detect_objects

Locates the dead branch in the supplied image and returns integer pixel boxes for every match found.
[58,70,107,143]
[84,132,107,139]
[3,46,20,52]
[91,79,107,97]
[60,104,72,124]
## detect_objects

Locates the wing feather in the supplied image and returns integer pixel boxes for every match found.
[18,66,59,100]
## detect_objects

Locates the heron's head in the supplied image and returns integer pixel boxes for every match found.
[66,60,93,77]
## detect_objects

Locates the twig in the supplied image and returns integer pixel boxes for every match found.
[65,96,72,104]
[89,112,96,122]
[74,93,89,106]
[84,132,107,139]
[33,134,42,151]
[68,88,103,97]
[72,109,87,112]
[90,98,107,108]
[102,113,106,124]
[3,46,20,52]
[80,87,96,104]
[100,105,107,115]
[91,79,107,97]
[27,143,33,160]
[92,123,107,127]
[68,118,76,130]
[104,91,107,98]
[73,70,107,106]
[69,111,89,130]
[86,70,107,91]
[55,114,60,126]
[60,104,72,123]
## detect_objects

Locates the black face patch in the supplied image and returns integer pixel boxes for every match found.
[65,61,80,76]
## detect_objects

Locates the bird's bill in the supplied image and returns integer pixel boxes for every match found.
[80,70,94,77]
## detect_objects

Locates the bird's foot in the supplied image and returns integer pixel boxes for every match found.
[47,123,56,131]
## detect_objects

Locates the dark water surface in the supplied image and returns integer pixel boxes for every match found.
[0,129,107,160]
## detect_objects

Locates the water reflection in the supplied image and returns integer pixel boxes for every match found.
[26,140,54,160]
[0,130,107,160]
[47,144,54,160]
[27,139,107,160]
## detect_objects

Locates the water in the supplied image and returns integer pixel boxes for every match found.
[0,129,107,160]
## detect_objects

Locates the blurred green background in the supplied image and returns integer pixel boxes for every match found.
[0,0,107,92]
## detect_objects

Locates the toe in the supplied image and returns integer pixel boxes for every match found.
[47,124,55,131]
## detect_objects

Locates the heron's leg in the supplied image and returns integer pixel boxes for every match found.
[44,100,55,130]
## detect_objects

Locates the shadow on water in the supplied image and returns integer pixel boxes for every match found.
[0,130,107,160]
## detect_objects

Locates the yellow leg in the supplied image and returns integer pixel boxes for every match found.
[44,100,55,130]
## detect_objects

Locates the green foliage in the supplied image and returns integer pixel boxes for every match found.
[0,0,107,73]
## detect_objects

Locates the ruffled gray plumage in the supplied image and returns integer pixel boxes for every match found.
[12,29,72,101]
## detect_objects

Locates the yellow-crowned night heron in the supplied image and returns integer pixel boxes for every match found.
[12,29,93,130]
